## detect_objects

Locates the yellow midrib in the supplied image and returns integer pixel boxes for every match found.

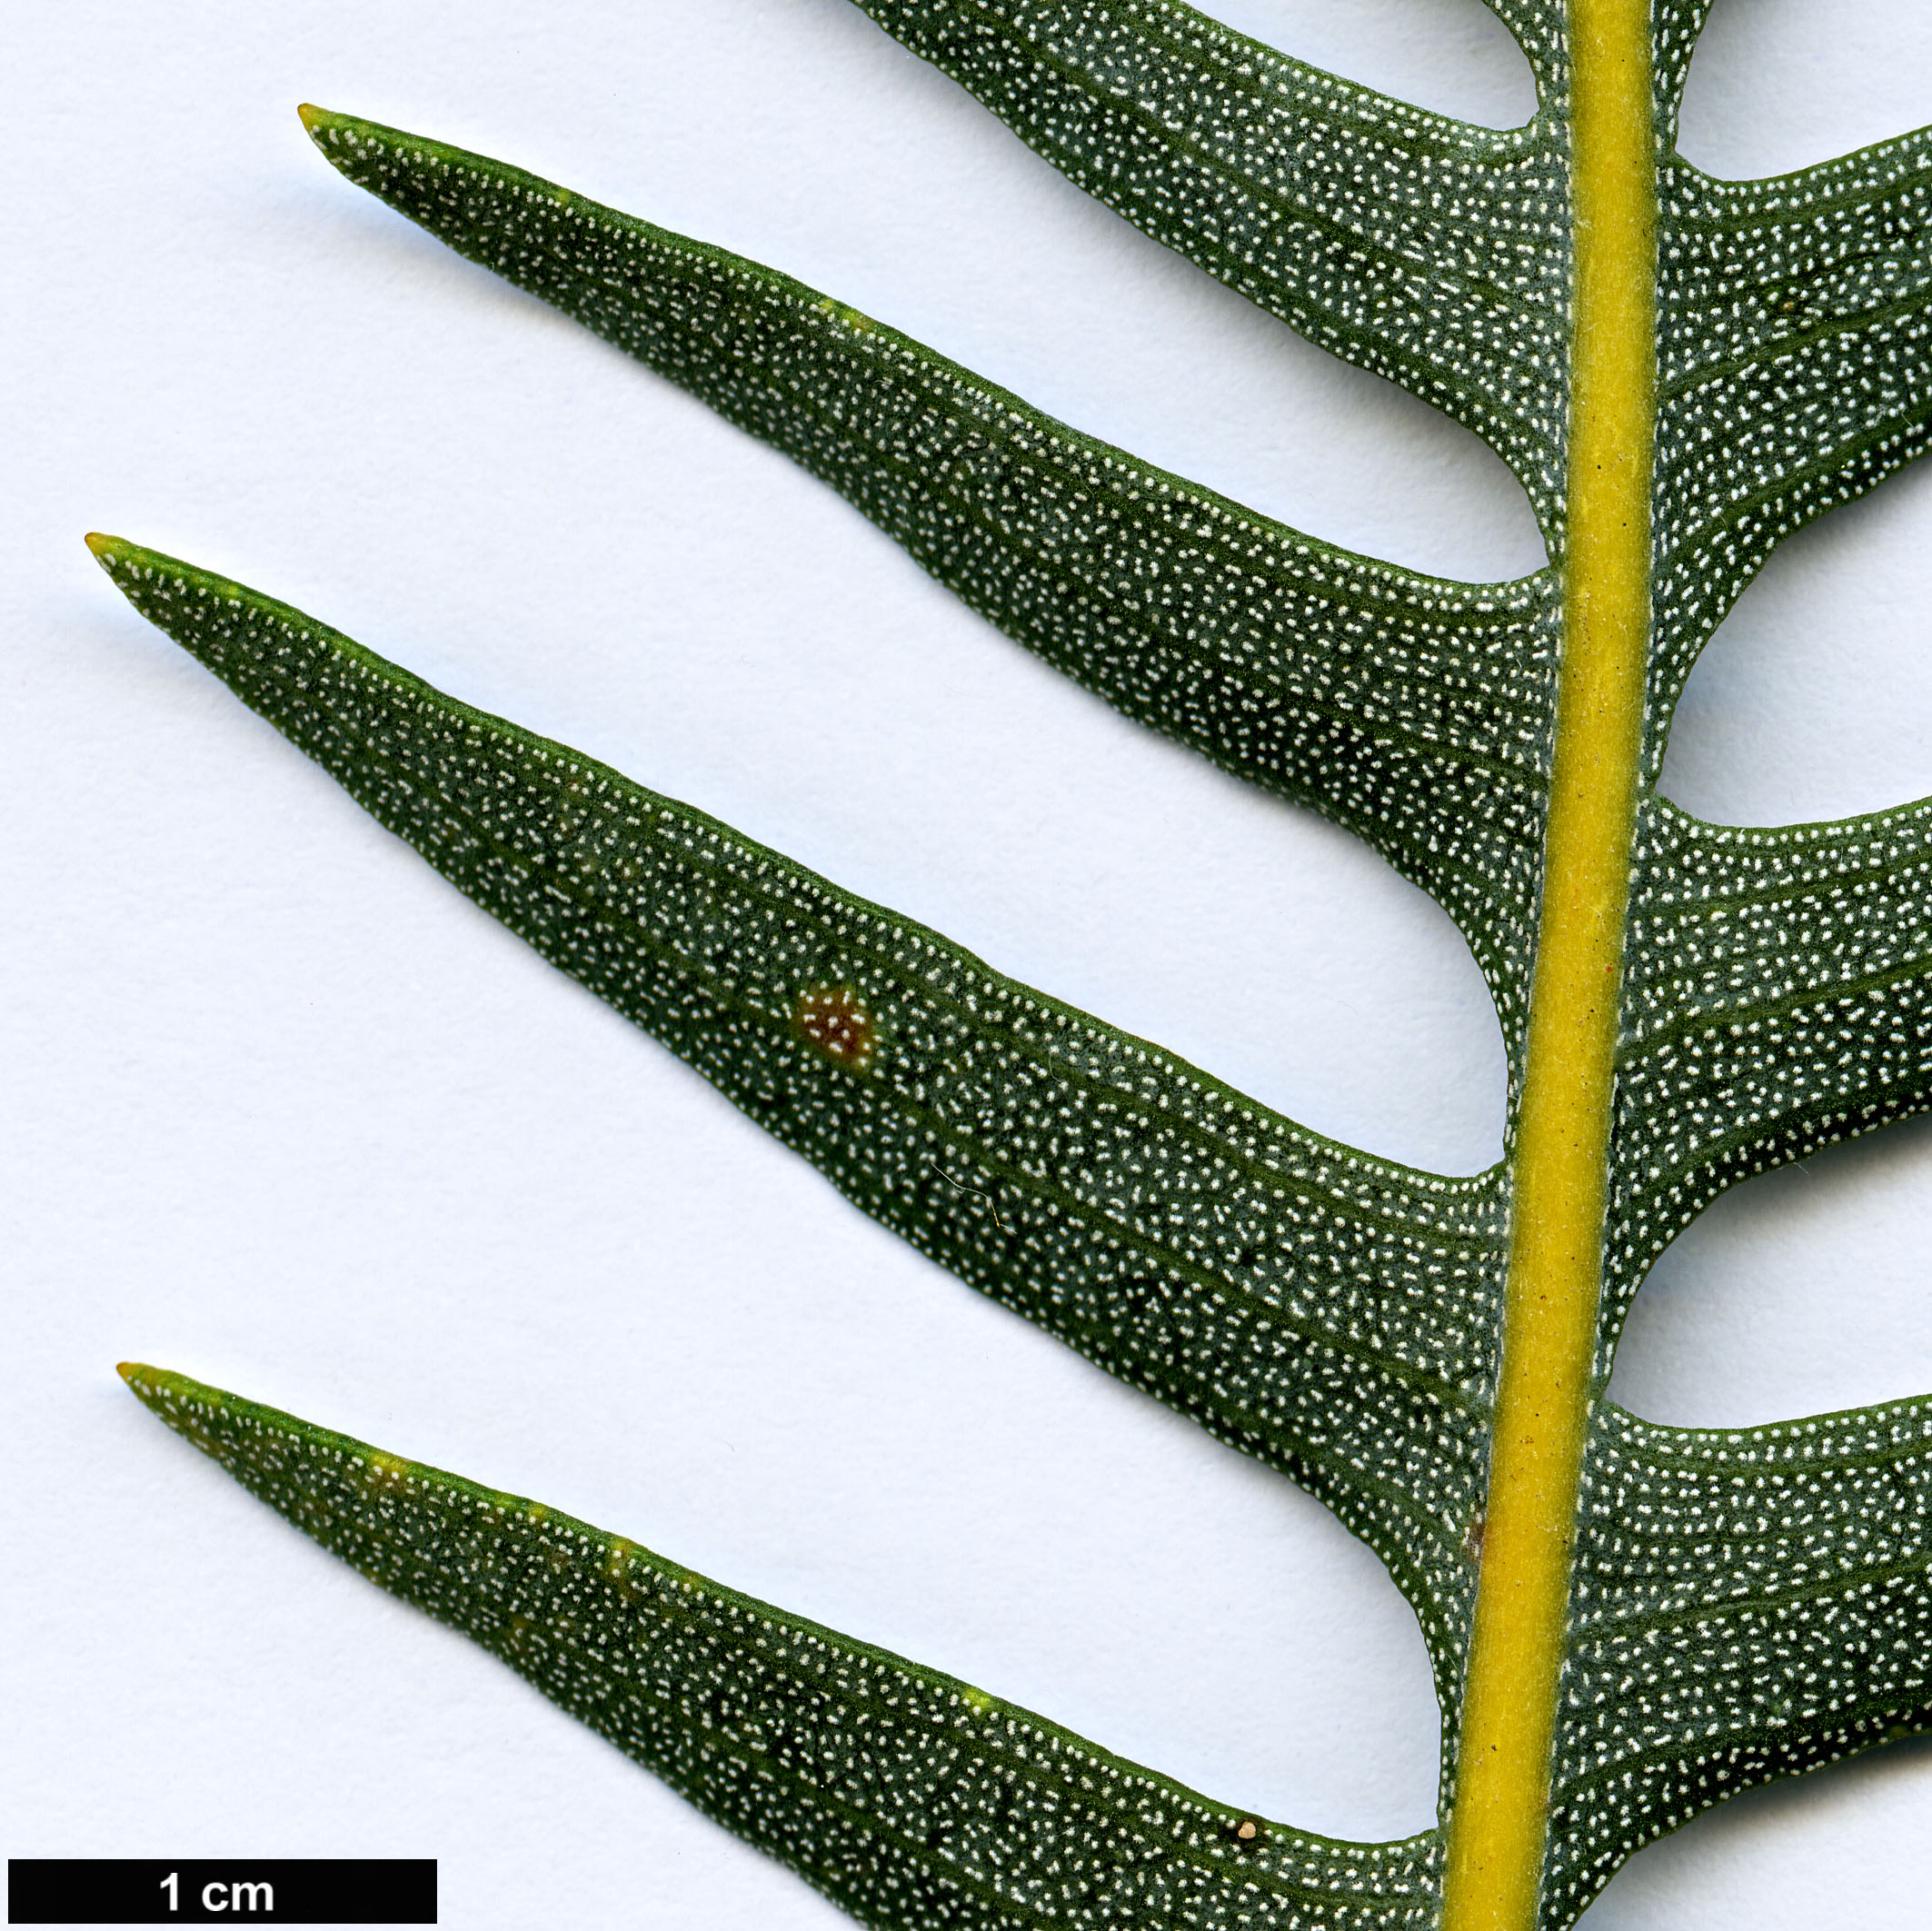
[1438,6,1657,1930]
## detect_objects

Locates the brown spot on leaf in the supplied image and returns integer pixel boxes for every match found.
[1463,1508,1486,1568]
[1233,1817,1261,1845]
[792,983,875,1070]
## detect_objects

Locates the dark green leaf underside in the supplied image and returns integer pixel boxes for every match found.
[99,3,1932,1926]
[122,1363,1440,1931]
[1549,1397,1932,1917]
[95,532,1932,1929]
[850,1,1572,520]
[92,536,1504,1707]
[299,104,1562,1061]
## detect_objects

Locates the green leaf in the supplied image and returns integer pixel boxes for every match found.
[1652,123,1932,731]
[1611,793,1932,1332]
[97,3,1932,1928]
[845,1,1574,521]
[121,1361,1443,1930]
[292,103,1561,1055]
[88,533,1503,1710]
[1550,1396,1932,1919]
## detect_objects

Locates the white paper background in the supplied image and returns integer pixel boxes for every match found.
[5,2,1930,1926]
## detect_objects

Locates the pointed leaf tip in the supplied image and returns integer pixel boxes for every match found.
[117,1361,184,1424]
[120,1365,1440,1923]
[85,533,124,562]
[117,1360,175,1405]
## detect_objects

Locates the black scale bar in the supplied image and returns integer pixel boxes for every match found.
[7,1861,435,1925]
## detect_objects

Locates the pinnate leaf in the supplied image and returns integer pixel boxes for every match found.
[297,104,1562,1054]
[90,532,1505,1708]
[96,3,1932,1927]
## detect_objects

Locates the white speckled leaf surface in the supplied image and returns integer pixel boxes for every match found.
[85,2,1932,1926]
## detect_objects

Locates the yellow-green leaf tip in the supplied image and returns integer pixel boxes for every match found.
[85,533,128,563]
[118,1360,183,1409]
[298,104,342,137]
